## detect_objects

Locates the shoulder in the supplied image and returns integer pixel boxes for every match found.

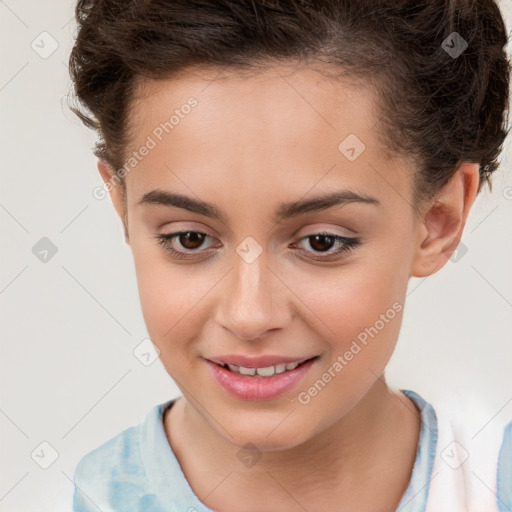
[74,422,141,476]
[424,391,512,512]
[72,402,171,512]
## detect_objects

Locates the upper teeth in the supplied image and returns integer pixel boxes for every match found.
[225,360,305,377]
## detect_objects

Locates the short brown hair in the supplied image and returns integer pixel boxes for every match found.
[67,0,511,206]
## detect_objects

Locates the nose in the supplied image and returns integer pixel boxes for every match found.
[215,253,291,341]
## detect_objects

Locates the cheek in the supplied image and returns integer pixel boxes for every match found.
[295,257,406,336]
[288,256,407,383]
[290,269,405,418]
[131,243,221,360]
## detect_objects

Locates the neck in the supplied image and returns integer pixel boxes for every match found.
[165,377,421,512]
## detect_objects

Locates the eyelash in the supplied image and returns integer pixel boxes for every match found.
[154,230,361,261]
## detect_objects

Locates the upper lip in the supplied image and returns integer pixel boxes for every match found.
[204,354,318,368]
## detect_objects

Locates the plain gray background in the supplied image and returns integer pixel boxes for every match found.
[1,1,511,510]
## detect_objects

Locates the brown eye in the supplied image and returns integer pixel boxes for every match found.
[294,232,362,260]
[307,234,336,252]
[155,230,361,263]
[178,231,206,250]
[155,230,219,260]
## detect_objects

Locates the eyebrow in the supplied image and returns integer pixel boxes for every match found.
[137,188,381,224]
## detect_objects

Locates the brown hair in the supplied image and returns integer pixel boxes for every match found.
[67,0,511,207]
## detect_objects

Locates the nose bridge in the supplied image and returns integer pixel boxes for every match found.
[217,248,285,341]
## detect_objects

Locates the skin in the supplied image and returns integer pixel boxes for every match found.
[98,61,480,511]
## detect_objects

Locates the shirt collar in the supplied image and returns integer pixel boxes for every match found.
[139,389,438,512]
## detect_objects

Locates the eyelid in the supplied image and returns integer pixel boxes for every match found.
[157,230,219,249]
[293,233,361,257]
[294,222,358,238]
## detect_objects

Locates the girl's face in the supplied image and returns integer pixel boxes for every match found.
[107,63,428,449]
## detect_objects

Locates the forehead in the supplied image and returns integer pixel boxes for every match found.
[130,62,377,147]
[125,62,414,214]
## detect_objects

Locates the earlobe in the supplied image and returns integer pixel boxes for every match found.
[97,159,130,244]
[410,162,480,278]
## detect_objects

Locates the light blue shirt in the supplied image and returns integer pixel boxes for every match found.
[72,390,512,511]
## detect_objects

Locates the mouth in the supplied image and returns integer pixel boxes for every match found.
[204,355,320,401]
[210,357,319,378]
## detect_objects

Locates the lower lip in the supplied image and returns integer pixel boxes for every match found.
[204,357,318,401]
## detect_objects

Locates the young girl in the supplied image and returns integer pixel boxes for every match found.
[68,1,511,510]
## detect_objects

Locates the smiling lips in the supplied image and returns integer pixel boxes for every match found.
[204,354,319,401]
[206,355,318,377]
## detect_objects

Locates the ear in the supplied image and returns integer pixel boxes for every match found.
[97,159,130,244]
[411,162,480,277]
